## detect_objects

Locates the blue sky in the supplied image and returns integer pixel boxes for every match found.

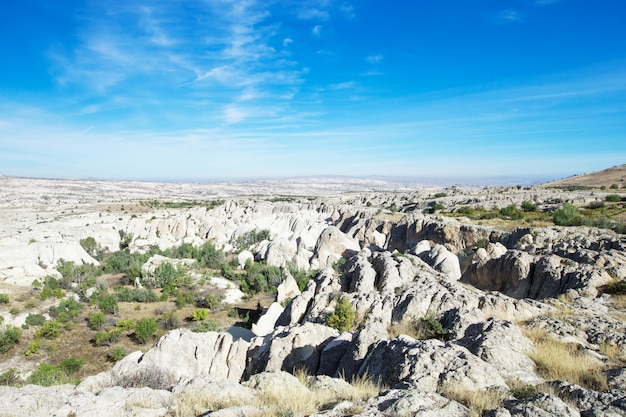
[0,1,625,183]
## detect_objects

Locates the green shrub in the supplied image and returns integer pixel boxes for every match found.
[0,326,22,354]
[521,201,537,212]
[192,309,209,321]
[109,347,125,362]
[24,340,41,356]
[193,320,221,333]
[605,281,626,295]
[59,357,84,375]
[28,363,68,386]
[49,298,83,319]
[115,319,137,331]
[98,295,119,315]
[115,287,158,303]
[605,194,621,202]
[36,320,61,339]
[499,204,523,220]
[135,318,159,344]
[203,292,222,309]
[87,312,106,331]
[326,297,356,332]
[79,236,99,256]
[0,369,19,386]
[414,317,447,340]
[25,313,45,327]
[94,327,122,346]
[0,294,9,304]
[161,311,179,330]
[434,192,448,198]
[196,242,226,269]
[553,203,583,226]
[236,229,271,249]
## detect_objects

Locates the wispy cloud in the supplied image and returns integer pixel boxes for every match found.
[496,9,525,23]
[366,54,384,64]
[297,8,329,20]
[312,25,323,36]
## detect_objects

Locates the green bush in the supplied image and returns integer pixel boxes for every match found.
[193,320,220,333]
[0,369,19,386]
[605,281,626,295]
[135,318,159,344]
[0,294,9,304]
[28,363,66,386]
[98,295,119,315]
[196,242,226,269]
[115,287,158,303]
[521,201,537,212]
[79,237,99,256]
[325,297,356,332]
[109,347,125,362]
[115,319,137,331]
[499,204,523,220]
[415,317,447,340]
[553,203,583,226]
[87,312,106,331]
[161,311,179,330]
[49,298,83,319]
[25,313,45,327]
[59,357,84,375]
[192,309,209,321]
[605,194,621,202]
[0,326,22,354]
[236,229,271,249]
[36,320,61,339]
[24,340,41,356]
[94,327,122,347]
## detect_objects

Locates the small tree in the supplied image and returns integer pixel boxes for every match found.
[325,297,356,332]
[553,203,582,226]
[99,295,119,315]
[135,318,159,344]
[87,312,106,331]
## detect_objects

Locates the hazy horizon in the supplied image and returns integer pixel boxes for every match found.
[1,2,625,181]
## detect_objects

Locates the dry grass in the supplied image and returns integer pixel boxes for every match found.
[599,342,626,367]
[524,327,608,391]
[172,394,241,417]
[442,385,508,417]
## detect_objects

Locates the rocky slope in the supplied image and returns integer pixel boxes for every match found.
[0,177,625,416]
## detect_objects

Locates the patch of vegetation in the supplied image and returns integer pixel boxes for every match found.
[0,294,9,304]
[0,369,19,386]
[36,320,61,340]
[287,263,319,291]
[442,385,507,417]
[141,199,224,210]
[193,319,221,333]
[115,287,158,303]
[24,340,41,356]
[605,194,621,202]
[109,347,125,362]
[604,280,626,295]
[94,327,122,347]
[0,326,22,354]
[235,229,271,249]
[389,316,447,341]
[134,317,159,344]
[524,327,608,391]
[87,312,106,331]
[49,297,83,319]
[326,297,356,332]
[27,360,82,386]
[24,313,45,327]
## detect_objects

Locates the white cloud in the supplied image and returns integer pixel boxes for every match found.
[298,8,330,20]
[340,3,355,19]
[329,81,356,90]
[312,25,322,36]
[496,9,525,23]
[283,37,293,47]
[223,105,247,124]
[367,54,384,64]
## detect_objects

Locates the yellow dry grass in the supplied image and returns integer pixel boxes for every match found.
[523,327,608,391]
[442,385,508,417]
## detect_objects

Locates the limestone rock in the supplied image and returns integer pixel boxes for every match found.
[358,335,508,392]
[311,226,360,269]
[251,302,284,337]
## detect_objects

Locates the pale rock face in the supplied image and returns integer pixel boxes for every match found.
[237,250,254,268]
[421,243,462,281]
[245,322,340,377]
[310,226,360,269]
[251,302,285,336]
[458,318,543,385]
[275,270,301,305]
[140,254,196,280]
[359,336,509,392]
[265,237,298,267]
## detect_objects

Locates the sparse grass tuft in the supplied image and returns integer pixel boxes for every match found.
[388,316,447,340]
[442,385,508,417]
[524,327,608,391]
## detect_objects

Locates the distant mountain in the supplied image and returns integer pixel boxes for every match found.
[542,164,626,189]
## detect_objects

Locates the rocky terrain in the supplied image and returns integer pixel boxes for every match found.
[0,175,625,417]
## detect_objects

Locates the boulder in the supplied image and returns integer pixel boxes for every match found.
[310,226,360,269]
